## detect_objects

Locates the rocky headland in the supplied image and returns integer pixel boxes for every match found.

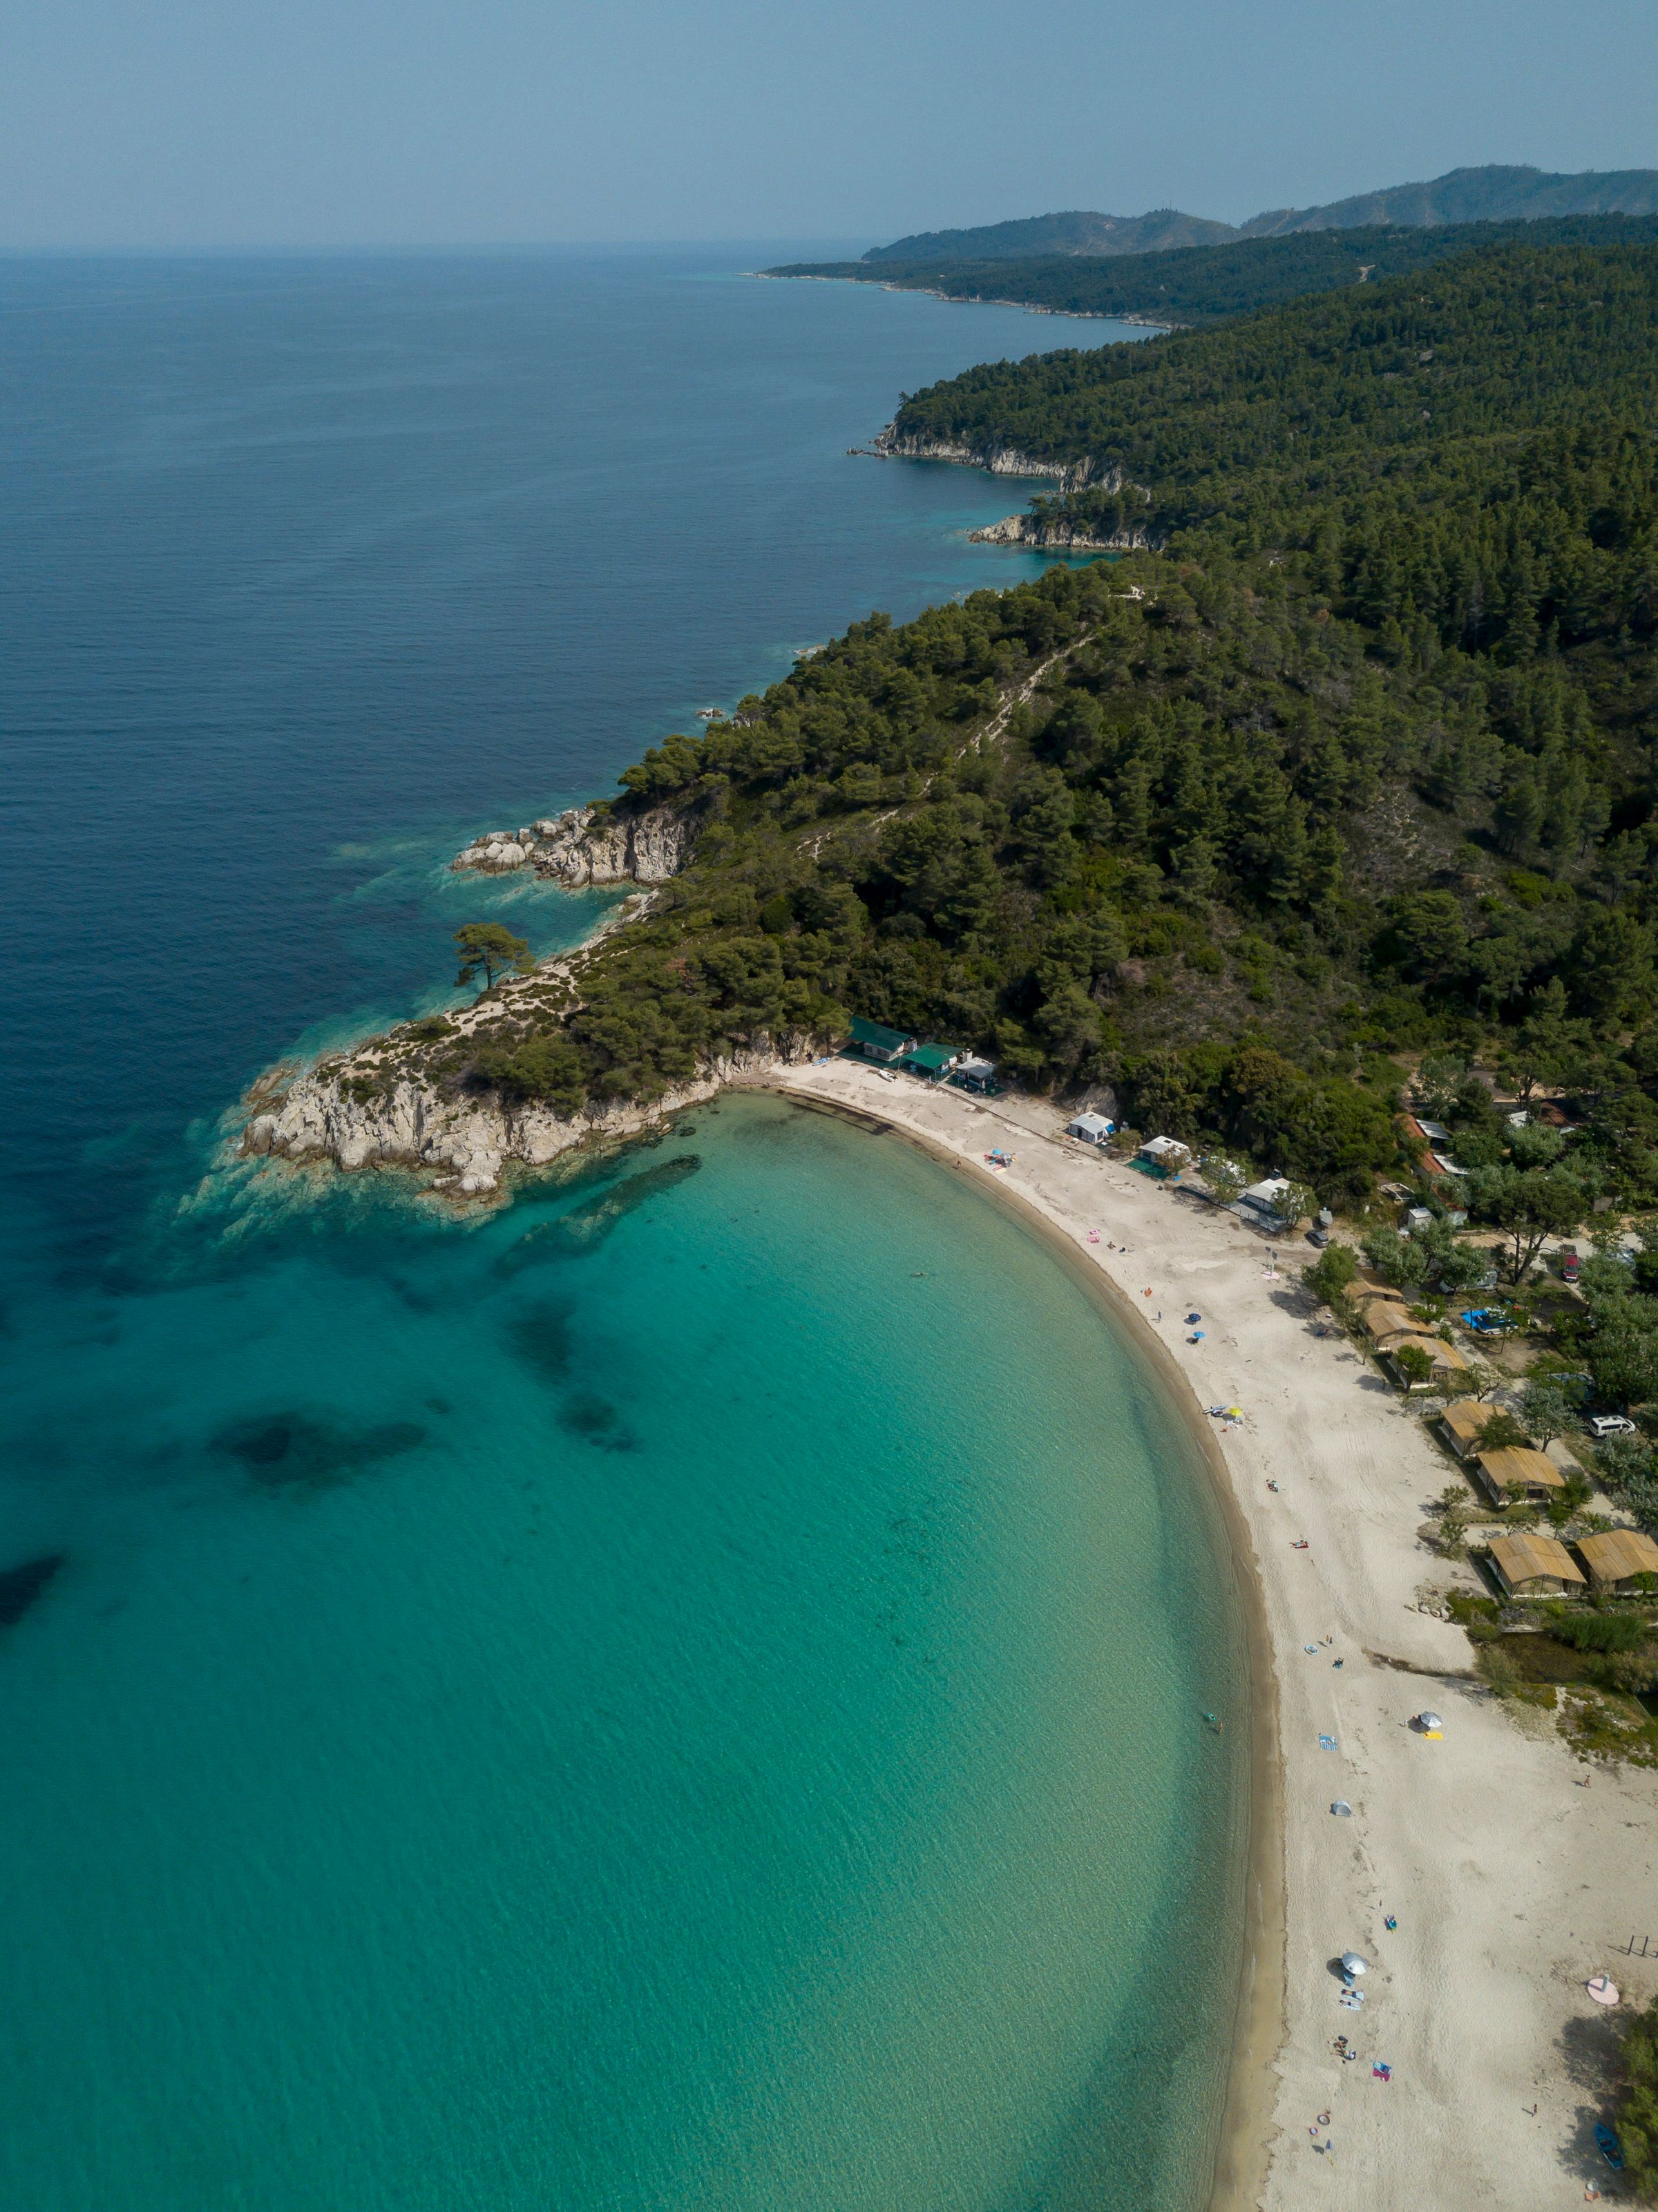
[240,1033,808,1200]
[240,797,748,1200]
[452,797,703,887]
[864,421,1109,490]
[967,511,1161,553]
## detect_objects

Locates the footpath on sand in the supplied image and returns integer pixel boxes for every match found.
[751,1056,1658,2212]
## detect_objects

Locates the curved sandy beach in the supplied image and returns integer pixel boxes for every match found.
[753,1057,1658,2212]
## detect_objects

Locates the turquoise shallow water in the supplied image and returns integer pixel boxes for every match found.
[0,252,1246,2208]
[0,1099,1246,2210]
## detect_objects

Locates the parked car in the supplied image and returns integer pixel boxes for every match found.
[1560,1243,1580,1285]
[1306,1227,1330,1248]
[1590,1413,1638,1439]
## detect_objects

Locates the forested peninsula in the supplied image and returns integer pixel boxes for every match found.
[767,212,1658,329]
[251,238,1658,1246]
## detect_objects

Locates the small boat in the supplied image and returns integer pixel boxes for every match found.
[1595,2123,1624,2171]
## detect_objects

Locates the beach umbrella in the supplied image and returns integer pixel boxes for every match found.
[1225,1406,1244,1418]
[1331,1800,1353,1817]
[1340,1953,1369,1977]
[1587,1976,1621,2007]
[1416,1711,1444,1735]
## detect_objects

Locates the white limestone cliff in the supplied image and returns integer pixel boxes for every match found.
[452,799,701,888]
[967,513,1161,553]
[240,1039,817,1199]
[867,424,1113,491]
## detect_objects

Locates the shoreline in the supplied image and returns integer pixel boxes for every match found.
[771,1074,1283,2212]
[754,1058,1658,2212]
[752,269,1179,330]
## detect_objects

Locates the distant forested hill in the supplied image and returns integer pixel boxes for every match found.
[1241,161,1658,238]
[852,164,1658,265]
[768,213,1658,329]
[861,208,1237,262]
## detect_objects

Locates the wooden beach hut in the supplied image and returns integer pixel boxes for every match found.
[1375,1325,1468,1392]
[1438,1399,1512,1460]
[1472,1445,1565,1507]
[1488,1532,1587,1599]
[1574,1528,1658,1594]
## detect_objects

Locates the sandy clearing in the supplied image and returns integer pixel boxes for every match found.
[754,1058,1658,2212]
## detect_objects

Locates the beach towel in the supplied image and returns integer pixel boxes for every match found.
[1318,1734,1338,1750]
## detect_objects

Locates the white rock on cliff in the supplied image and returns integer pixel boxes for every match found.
[452,801,700,888]
[238,1040,817,1199]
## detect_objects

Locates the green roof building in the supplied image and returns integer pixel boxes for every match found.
[900,1042,962,1079]
[848,1017,916,1063]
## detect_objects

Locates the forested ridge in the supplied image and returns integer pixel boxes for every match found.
[768,213,1658,329]
[342,239,1658,1232]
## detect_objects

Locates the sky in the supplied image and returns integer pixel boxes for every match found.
[1,0,1655,250]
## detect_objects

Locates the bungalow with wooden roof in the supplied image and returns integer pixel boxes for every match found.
[1439,1398,1512,1460]
[1574,1528,1658,1594]
[1381,1331,1469,1391]
[1472,1445,1565,1507]
[1362,1300,1421,1345]
[1488,1532,1588,1599]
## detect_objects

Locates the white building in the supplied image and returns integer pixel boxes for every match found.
[1067,1113,1115,1146]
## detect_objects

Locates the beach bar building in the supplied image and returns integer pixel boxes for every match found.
[1574,1528,1658,1594]
[848,1017,915,1065]
[900,1042,962,1081]
[1471,1445,1565,1507]
[1488,1532,1587,1599]
[1066,1112,1115,1146]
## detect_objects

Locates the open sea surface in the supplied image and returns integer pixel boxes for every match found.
[0,250,1248,2209]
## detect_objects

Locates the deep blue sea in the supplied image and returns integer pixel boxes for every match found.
[0,251,1248,2210]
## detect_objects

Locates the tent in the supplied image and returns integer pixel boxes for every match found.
[1331,1801,1353,1817]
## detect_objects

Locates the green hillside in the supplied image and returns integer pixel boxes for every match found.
[768,213,1658,328]
[354,240,1658,1237]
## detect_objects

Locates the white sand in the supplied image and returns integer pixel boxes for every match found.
[757,1059,1658,2211]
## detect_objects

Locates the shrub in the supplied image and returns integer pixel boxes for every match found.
[1304,1244,1357,1306]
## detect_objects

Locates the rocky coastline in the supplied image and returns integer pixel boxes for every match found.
[240,1040,812,1200]
[861,422,1110,490]
[967,512,1161,553]
[452,797,702,888]
[238,797,742,1199]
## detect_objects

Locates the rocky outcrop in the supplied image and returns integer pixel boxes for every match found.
[968,512,1161,553]
[452,799,702,888]
[240,1038,817,1199]
[866,424,1114,492]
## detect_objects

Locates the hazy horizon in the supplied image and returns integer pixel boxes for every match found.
[2,0,1655,253]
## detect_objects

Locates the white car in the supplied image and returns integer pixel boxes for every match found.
[1590,1413,1638,1439]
